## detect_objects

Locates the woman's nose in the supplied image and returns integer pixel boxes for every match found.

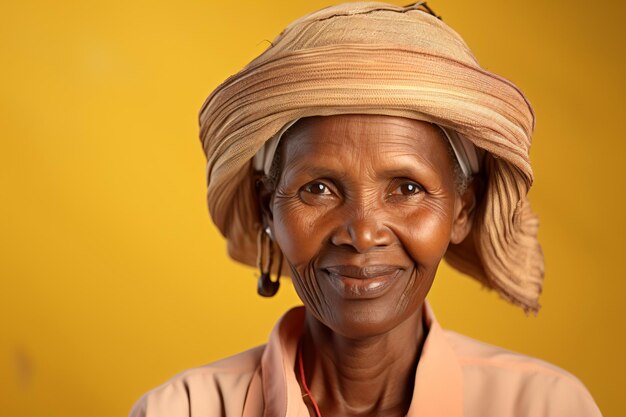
[330,209,394,253]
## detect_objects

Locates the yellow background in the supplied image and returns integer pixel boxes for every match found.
[1,0,624,415]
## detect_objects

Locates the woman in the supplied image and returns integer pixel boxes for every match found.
[131,2,601,416]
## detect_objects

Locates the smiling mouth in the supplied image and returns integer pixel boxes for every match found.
[323,265,403,298]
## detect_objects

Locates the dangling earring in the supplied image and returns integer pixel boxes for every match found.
[257,226,282,297]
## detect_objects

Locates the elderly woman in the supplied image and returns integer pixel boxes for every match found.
[131,2,601,416]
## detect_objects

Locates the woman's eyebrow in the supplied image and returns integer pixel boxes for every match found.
[379,167,423,178]
[378,163,443,182]
[378,150,441,173]
[284,163,345,179]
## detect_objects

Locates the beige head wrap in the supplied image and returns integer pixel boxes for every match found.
[198,2,544,313]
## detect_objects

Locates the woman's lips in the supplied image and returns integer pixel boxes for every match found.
[323,265,403,299]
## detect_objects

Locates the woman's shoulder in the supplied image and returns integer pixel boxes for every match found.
[129,344,266,417]
[443,330,602,416]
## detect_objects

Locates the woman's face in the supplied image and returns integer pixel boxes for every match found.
[263,114,474,338]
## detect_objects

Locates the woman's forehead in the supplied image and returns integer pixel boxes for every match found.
[280,114,452,167]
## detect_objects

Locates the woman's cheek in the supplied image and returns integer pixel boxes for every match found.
[399,205,453,266]
[287,259,335,325]
[272,199,324,267]
[272,199,337,321]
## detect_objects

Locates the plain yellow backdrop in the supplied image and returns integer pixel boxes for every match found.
[1,0,624,415]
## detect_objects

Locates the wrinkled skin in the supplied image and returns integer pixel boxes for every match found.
[259,114,476,417]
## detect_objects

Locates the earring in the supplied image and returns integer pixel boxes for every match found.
[257,226,282,297]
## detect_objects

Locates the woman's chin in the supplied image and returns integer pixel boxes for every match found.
[313,298,423,339]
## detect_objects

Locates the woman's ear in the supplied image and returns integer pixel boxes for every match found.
[255,172,275,230]
[450,178,480,244]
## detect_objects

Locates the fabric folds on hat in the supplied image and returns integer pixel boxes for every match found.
[198,2,544,313]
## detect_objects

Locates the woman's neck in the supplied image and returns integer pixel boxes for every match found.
[298,307,426,417]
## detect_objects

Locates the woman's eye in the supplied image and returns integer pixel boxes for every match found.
[302,182,331,195]
[390,182,423,196]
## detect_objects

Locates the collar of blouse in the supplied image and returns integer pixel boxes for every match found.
[241,301,463,417]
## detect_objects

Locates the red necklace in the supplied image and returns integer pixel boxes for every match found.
[297,340,322,417]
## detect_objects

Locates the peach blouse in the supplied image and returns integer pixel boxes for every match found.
[130,303,601,417]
